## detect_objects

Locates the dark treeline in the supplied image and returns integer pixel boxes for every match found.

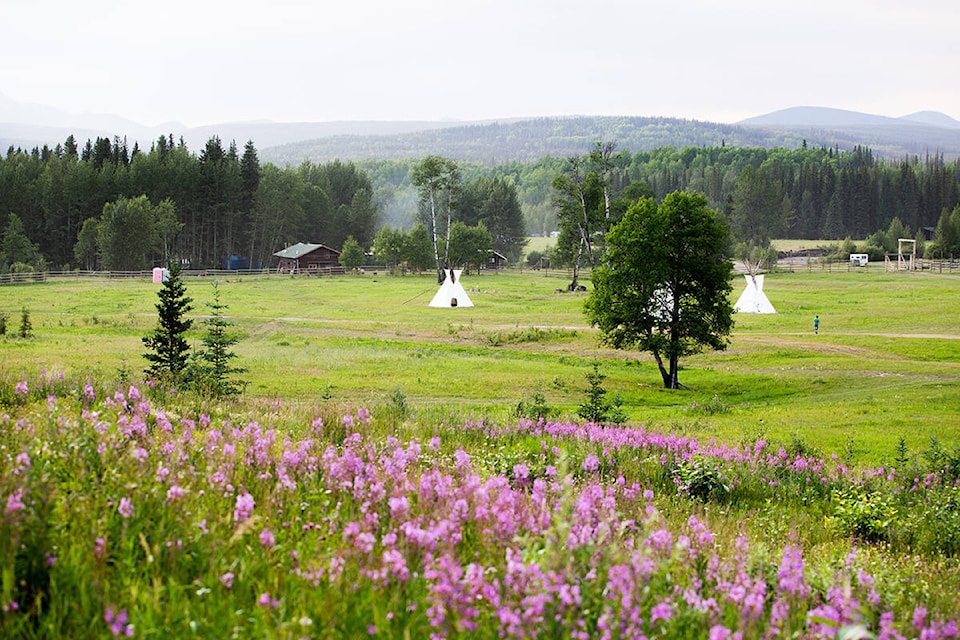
[0,135,378,271]
[629,144,959,240]
[2,134,960,272]
[482,144,960,241]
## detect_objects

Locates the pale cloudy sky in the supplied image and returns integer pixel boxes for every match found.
[3,0,958,127]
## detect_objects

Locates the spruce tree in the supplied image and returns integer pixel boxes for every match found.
[142,263,193,380]
[192,281,245,396]
[18,307,33,339]
[577,362,610,424]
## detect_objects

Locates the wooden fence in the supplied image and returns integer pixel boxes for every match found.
[0,267,381,286]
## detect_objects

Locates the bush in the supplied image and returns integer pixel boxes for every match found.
[515,391,554,421]
[905,485,960,556]
[673,456,730,502]
[829,489,896,542]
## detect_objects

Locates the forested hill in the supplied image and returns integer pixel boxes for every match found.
[260,115,960,166]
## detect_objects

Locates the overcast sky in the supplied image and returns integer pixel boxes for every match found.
[4,0,958,127]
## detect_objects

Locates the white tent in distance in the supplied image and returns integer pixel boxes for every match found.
[429,269,473,308]
[734,274,776,314]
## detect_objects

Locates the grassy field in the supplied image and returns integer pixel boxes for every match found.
[2,267,958,466]
[4,268,960,637]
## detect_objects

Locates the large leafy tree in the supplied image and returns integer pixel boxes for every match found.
[551,142,629,290]
[73,217,99,270]
[448,221,493,275]
[0,213,42,272]
[142,262,194,380]
[585,192,734,389]
[460,177,527,262]
[404,225,435,273]
[412,155,460,282]
[97,195,158,270]
[551,156,603,289]
[338,235,365,271]
[729,165,793,245]
[372,226,407,270]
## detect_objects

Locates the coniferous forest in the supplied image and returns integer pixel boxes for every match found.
[1,133,960,273]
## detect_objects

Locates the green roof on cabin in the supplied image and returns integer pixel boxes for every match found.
[273,243,340,259]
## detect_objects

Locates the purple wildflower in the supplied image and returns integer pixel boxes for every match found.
[234,492,255,523]
[5,488,26,513]
[259,527,275,548]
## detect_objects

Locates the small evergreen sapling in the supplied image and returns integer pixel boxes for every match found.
[142,262,193,380]
[191,281,246,396]
[577,362,613,424]
[19,307,33,338]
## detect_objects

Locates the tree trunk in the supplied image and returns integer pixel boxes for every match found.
[569,237,585,290]
[429,192,442,283]
[651,350,672,388]
[669,352,680,389]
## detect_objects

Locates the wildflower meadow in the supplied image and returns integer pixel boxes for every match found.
[2,369,959,639]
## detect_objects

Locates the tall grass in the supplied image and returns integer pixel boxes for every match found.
[1,375,959,637]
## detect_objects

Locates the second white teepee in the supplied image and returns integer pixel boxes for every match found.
[734,274,776,314]
[429,269,474,308]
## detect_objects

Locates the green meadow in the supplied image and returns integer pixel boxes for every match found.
[2,267,958,466]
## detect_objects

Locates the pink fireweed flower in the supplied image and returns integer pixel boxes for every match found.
[778,545,809,597]
[582,454,600,472]
[14,452,30,473]
[83,382,96,400]
[5,489,26,513]
[709,625,732,640]
[257,592,278,608]
[913,607,927,630]
[259,527,275,548]
[388,495,408,517]
[234,492,255,523]
[648,528,673,551]
[513,463,530,482]
[220,572,234,588]
[104,606,134,637]
[650,601,674,624]
[117,497,134,519]
[454,448,472,471]
[94,537,107,559]
[127,385,140,402]
[14,381,28,395]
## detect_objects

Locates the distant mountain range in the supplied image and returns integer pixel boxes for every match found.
[2,93,959,164]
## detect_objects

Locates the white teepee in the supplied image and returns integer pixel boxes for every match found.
[734,274,776,314]
[429,269,474,308]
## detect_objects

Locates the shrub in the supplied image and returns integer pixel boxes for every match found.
[829,489,896,543]
[673,455,730,502]
[515,391,554,421]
